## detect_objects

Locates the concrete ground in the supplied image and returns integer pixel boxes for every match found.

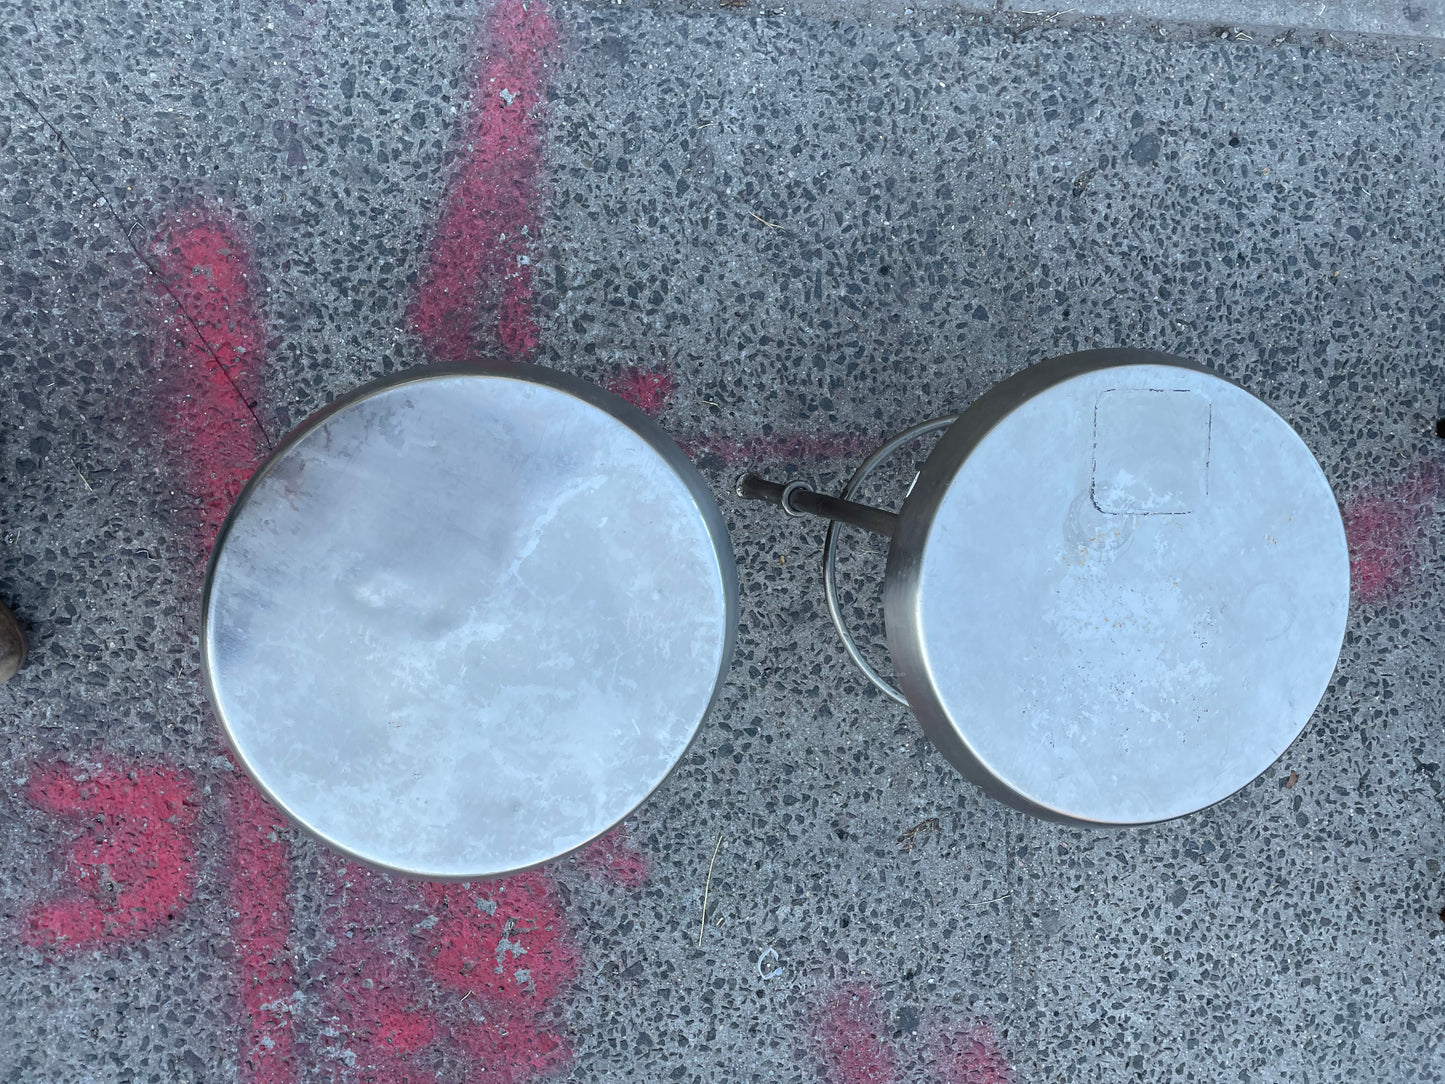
[782,2,1445,41]
[2,1,1444,1082]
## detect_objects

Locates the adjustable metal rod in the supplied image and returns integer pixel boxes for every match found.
[735,473,898,537]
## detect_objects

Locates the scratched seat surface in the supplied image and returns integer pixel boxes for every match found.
[888,357,1350,824]
[205,368,735,879]
[1,1,1443,1082]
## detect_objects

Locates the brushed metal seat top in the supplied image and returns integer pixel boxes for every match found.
[204,365,737,878]
[887,351,1349,824]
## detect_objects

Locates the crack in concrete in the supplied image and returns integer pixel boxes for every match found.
[3,68,277,451]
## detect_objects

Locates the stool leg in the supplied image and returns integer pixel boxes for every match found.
[735,474,898,537]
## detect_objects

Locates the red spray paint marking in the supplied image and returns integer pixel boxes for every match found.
[421,873,579,1008]
[317,862,444,1084]
[576,828,651,891]
[147,208,266,544]
[228,777,298,1084]
[599,366,878,463]
[340,974,438,1065]
[411,0,558,362]
[429,871,577,1083]
[574,364,886,464]
[1342,459,1442,605]
[928,1023,1013,1084]
[453,1016,569,1083]
[606,367,678,417]
[147,206,296,1083]
[319,861,578,1083]
[422,872,578,1080]
[811,984,898,1084]
[684,431,876,466]
[22,763,197,951]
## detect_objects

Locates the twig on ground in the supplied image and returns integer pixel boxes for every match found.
[698,832,724,947]
[897,817,940,853]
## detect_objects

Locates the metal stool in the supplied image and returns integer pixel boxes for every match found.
[203,363,737,879]
[741,349,1349,825]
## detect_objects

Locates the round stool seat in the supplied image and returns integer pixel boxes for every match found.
[885,350,1349,824]
[203,364,736,878]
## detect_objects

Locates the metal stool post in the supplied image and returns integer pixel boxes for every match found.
[738,416,957,705]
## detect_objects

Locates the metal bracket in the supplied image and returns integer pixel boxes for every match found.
[821,415,957,706]
[735,415,957,705]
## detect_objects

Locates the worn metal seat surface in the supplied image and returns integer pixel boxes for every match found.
[885,350,1350,824]
[203,364,737,879]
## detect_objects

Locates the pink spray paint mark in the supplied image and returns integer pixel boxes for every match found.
[606,367,678,417]
[575,827,651,890]
[420,872,578,1080]
[147,206,297,1082]
[319,862,579,1083]
[1342,459,1442,604]
[22,763,197,951]
[928,1023,1013,1084]
[608,366,877,463]
[410,0,559,362]
[421,870,579,1009]
[811,984,898,1084]
[228,778,298,1084]
[317,862,442,1084]
[684,431,876,466]
[147,208,266,545]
